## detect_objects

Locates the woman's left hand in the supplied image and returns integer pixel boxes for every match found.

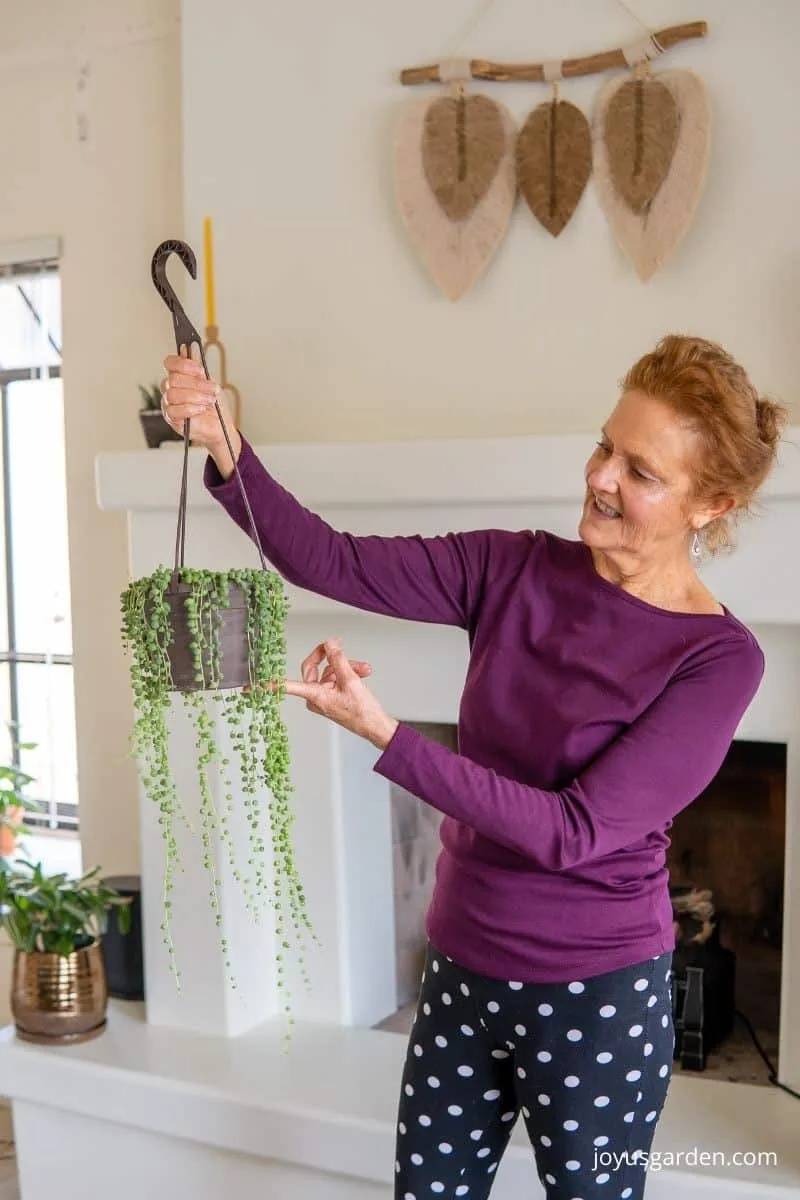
[283,638,399,751]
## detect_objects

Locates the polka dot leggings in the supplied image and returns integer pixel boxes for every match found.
[394,943,675,1200]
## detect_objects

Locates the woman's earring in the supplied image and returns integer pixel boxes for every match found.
[691,531,701,559]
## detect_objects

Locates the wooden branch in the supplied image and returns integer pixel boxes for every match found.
[400,21,707,86]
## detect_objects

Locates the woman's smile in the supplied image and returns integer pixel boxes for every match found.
[589,493,622,520]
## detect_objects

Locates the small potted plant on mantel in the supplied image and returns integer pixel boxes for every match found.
[138,382,182,448]
[0,860,131,1044]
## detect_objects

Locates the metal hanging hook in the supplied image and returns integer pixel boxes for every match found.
[151,238,210,578]
[151,239,206,360]
[149,237,268,575]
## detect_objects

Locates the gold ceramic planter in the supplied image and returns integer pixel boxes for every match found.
[11,941,108,1045]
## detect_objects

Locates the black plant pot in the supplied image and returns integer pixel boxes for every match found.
[101,875,145,1001]
[139,409,182,449]
[161,576,252,692]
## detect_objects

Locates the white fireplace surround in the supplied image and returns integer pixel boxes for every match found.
[1,428,799,1199]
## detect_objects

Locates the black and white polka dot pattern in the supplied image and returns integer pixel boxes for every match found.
[394,945,674,1200]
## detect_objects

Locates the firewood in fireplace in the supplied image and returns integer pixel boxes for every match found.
[671,885,715,945]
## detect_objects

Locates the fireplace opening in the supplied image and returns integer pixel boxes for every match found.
[375,726,786,1090]
[668,739,785,1085]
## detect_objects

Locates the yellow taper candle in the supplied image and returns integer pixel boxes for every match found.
[203,216,216,328]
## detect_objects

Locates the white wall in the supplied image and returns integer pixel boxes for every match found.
[0,0,183,886]
[181,0,798,444]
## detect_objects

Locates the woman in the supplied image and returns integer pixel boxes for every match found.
[162,334,787,1199]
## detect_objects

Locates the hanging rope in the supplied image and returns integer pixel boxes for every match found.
[613,0,655,38]
[445,0,502,56]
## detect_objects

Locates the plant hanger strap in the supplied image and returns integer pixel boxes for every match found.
[150,240,267,574]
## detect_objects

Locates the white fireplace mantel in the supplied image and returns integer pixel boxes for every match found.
[1,429,799,1200]
[97,430,800,629]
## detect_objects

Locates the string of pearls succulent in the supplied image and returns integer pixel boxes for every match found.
[121,565,313,1024]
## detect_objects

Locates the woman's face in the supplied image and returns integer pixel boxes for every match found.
[579,390,702,560]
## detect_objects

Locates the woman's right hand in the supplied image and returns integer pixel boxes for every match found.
[161,350,242,475]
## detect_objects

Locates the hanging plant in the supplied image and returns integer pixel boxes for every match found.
[118,240,314,1024]
[120,566,312,1009]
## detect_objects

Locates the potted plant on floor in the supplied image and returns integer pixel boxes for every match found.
[0,755,40,859]
[0,860,131,1044]
[138,382,182,448]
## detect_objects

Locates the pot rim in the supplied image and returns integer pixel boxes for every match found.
[13,938,102,960]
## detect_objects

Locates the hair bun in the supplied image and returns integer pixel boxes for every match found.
[755,396,789,450]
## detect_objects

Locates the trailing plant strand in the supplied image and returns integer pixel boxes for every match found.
[121,566,311,1018]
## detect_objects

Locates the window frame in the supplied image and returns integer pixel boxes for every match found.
[0,259,76,835]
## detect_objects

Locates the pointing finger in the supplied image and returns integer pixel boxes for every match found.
[283,679,327,704]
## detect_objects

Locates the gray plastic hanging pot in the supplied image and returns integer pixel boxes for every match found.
[160,574,251,692]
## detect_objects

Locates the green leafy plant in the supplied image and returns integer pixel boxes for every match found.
[120,565,312,1019]
[138,383,163,411]
[0,860,131,956]
[0,763,39,826]
[0,737,41,855]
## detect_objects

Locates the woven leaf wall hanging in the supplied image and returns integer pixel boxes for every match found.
[516,97,592,236]
[396,22,711,287]
[394,90,517,301]
[422,93,507,221]
[603,77,680,211]
[593,68,711,280]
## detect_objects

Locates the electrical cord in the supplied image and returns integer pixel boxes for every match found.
[735,1008,800,1101]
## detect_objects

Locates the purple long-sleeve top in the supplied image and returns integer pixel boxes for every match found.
[205,438,764,983]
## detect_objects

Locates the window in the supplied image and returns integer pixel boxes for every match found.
[0,253,78,839]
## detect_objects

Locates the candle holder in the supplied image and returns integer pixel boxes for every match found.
[203,324,241,429]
